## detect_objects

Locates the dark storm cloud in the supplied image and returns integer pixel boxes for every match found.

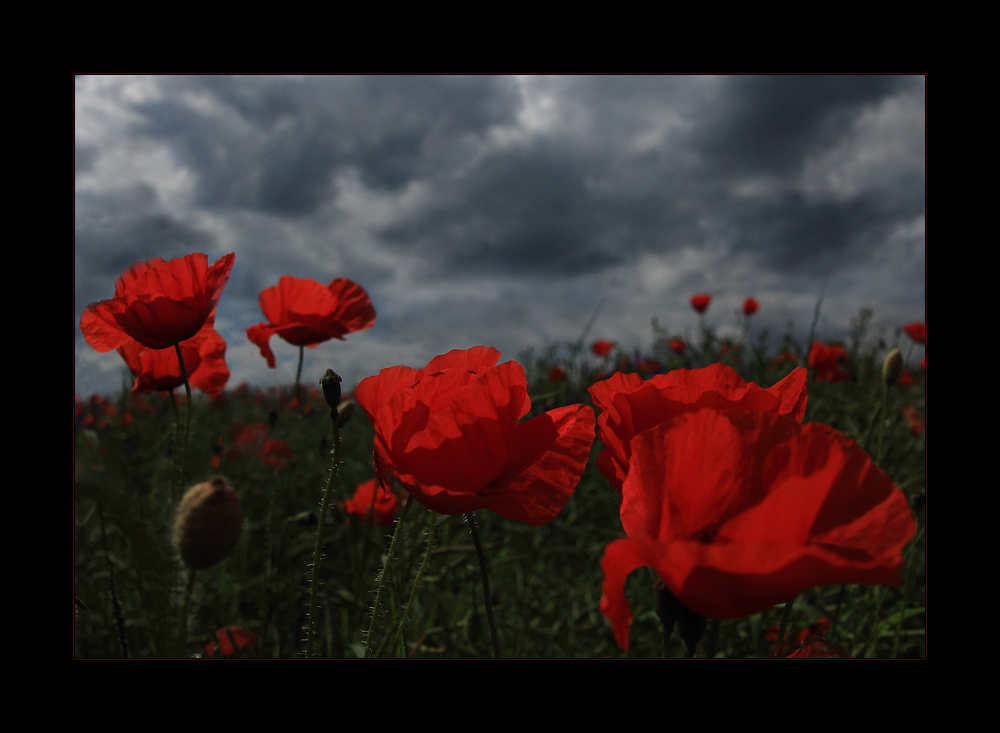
[131,75,523,216]
[692,75,916,174]
[75,184,216,314]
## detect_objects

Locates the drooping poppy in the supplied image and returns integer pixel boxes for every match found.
[903,322,926,345]
[743,297,760,316]
[592,340,614,357]
[690,294,712,314]
[81,252,235,352]
[341,478,401,527]
[588,363,808,496]
[808,341,851,383]
[246,276,376,368]
[669,338,687,355]
[355,346,596,526]
[116,318,230,395]
[599,408,915,651]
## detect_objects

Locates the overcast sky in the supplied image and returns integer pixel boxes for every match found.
[75,75,925,398]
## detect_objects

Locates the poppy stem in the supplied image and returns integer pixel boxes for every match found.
[392,511,436,657]
[305,408,340,658]
[295,345,304,402]
[466,512,501,659]
[364,495,413,658]
[775,595,796,652]
[178,567,196,657]
[174,344,193,493]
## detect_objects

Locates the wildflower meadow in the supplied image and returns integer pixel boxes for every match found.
[74,252,925,658]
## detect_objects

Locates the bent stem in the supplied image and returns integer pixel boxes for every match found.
[305,410,340,658]
[391,511,436,657]
[364,495,413,658]
[466,512,501,659]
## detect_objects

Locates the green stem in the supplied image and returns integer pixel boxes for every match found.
[295,344,304,402]
[876,382,890,466]
[364,494,413,658]
[174,344,192,492]
[178,567,196,657]
[392,511,436,657]
[466,512,501,658]
[775,595,796,654]
[305,412,340,658]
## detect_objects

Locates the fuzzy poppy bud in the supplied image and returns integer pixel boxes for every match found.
[321,369,342,412]
[883,348,904,387]
[174,477,241,570]
[337,398,355,428]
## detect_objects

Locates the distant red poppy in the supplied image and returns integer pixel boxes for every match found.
[117,319,230,395]
[592,340,614,357]
[588,363,808,496]
[669,338,687,355]
[342,478,400,527]
[355,346,596,525]
[808,342,851,383]
[898,370,916,387]
[204,626,259,658]
[548,367,567,382]
[690,294,712,314]
[742,297,760,316]
[636,359,660,374]
[246,276,377,368]
[81,252,235,352]
[224,424,294,469]
[903,322,925,345]
[901,406,924,435]
[599,408,915,651]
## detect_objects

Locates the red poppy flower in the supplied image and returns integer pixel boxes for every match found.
[246,276,376,368]
[342,478,401,526]
[588,364,808,496]
[592,340,614,357]
[743,297,760,316]
[690,294,712,314]
[808,342,851,383]
[599,408,915,651]
[669,338,687,355]
[903,322,925,345]
[81,252,235,352]
[117,319,230,395]
[548,367,567,382]
[355,346,596,525]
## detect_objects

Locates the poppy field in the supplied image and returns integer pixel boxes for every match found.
[74,254,925,658]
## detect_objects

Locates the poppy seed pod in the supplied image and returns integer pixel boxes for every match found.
[883,348,904,387]
[174,477,241,570]
[321,369,342,411]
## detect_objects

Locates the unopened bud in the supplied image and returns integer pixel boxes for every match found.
[883,348,903,387]
[321,369,342,412]
[174,477,241,570]
[337,398,355,428]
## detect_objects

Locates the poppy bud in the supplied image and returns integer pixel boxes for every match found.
[337,398,355,428]
[321,369,342,412]
[174,477,241,570]
[883,348,903,387]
